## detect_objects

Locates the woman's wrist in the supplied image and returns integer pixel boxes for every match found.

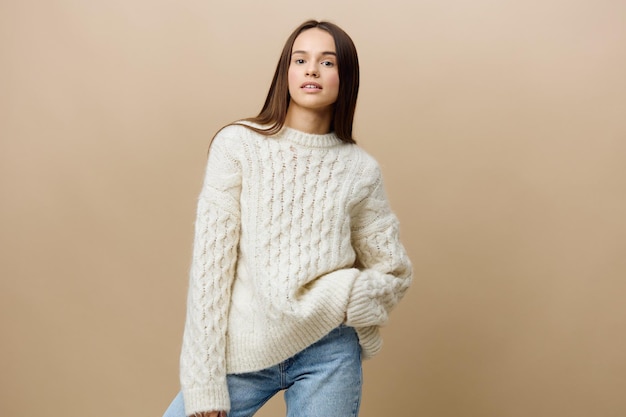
[191,411,225,417]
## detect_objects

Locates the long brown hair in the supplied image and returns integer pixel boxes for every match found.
[239,20,360,144]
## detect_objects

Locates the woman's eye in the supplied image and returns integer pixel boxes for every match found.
[321,61,335,67]
[294,58,305,64]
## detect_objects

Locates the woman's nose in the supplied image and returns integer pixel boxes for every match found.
[305,66,319,77]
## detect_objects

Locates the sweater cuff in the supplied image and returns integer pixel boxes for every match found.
[183,383,230,415]
[345,272,389,328]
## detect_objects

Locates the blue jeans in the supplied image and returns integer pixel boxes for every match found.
[163,325,362,417]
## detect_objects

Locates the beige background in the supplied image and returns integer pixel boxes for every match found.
[2,0,625,416]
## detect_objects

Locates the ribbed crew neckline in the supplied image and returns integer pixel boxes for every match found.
[277,126,344,148]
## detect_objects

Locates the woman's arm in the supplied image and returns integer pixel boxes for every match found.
[180,132,243,415]
[345,166,413,328]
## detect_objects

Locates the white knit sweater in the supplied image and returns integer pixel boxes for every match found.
[180,123,413,415]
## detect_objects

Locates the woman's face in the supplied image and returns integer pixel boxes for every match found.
[287,28,340,115]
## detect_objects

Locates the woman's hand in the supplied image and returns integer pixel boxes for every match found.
[192,412,226,417]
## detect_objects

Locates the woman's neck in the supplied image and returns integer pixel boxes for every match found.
[284,105,333,134]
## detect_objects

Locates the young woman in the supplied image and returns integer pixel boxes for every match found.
[163,20,413,417]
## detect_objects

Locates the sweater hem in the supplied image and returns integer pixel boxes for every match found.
[225,268,358,374]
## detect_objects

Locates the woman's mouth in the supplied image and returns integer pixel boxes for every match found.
[301,82,322,90]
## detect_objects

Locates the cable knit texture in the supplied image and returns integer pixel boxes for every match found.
[180,123,413,415]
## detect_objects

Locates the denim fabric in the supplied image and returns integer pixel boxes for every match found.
[163,324,362,417]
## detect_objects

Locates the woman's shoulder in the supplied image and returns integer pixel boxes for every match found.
[213,121,253,141]
[210,121,260,153]
[346,144,383,178]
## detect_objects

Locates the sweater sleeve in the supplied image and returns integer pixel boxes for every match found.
[345,165,413,329]
[179,132,242,415]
